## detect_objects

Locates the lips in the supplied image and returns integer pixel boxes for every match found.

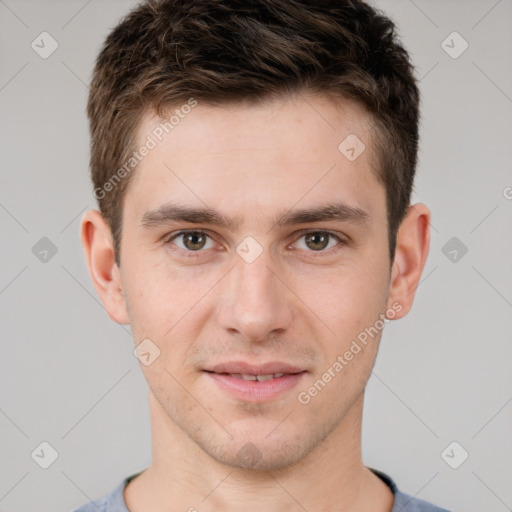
[227,372,285,381]
[206,361,304,375]
[203,361,306,402]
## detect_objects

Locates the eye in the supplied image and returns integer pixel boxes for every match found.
[293,231,343,252]
[167,230,215,253]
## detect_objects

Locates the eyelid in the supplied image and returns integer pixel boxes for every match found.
[166,229,214,242]
[291,228,346,242]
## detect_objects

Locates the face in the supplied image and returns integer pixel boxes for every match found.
[116,93,396,470]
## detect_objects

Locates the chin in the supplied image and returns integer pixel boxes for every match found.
[203,438,309,471]
[191,418,337,472]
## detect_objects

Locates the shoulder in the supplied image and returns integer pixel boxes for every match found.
[393,489,452,512]
[370,468,452,512]
[70,474,134,512]
[72,497,107,512]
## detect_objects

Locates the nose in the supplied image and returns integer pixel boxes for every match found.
[217,246,294,344]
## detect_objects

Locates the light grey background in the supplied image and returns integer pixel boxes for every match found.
[1,1,511,511]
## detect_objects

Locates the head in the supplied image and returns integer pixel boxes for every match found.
[81,0,430,471]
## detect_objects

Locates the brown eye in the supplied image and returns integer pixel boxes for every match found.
[169,231,214,252]
[305,232,330,251]
[295,231,342,253]
[183,232,207,250]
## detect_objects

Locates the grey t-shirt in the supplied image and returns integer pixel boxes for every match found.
[72,468,451,511]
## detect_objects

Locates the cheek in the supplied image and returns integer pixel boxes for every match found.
[121,271,162,345]
[293,257,389,336]
[122,254,184,320]
[123,260,220,368]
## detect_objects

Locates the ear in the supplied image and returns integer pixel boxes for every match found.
[386,203,431,319]
[80,209,130,325]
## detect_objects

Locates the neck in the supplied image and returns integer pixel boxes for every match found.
[124,392,394,512]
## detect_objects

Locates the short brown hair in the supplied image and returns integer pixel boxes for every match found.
[87,0,420,267]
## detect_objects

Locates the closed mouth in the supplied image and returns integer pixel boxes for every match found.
[203,365,307,401]
[205,371,291,381]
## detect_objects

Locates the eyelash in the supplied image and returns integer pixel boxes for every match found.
[164,229,346,258]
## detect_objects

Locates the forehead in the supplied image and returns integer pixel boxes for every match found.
[136,93,374,160]
[124,93,385,228]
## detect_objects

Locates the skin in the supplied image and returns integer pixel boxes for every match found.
[81,92,430,512]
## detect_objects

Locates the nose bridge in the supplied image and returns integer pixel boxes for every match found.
[218,243,292,340]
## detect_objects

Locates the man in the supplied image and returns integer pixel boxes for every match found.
[75,0,449,510]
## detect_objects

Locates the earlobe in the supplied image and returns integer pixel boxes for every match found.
[386,203,431,319]
[80,210,130,325]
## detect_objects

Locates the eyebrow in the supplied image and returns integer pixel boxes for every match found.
[140,201,370,231]
[276,202,369,228]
